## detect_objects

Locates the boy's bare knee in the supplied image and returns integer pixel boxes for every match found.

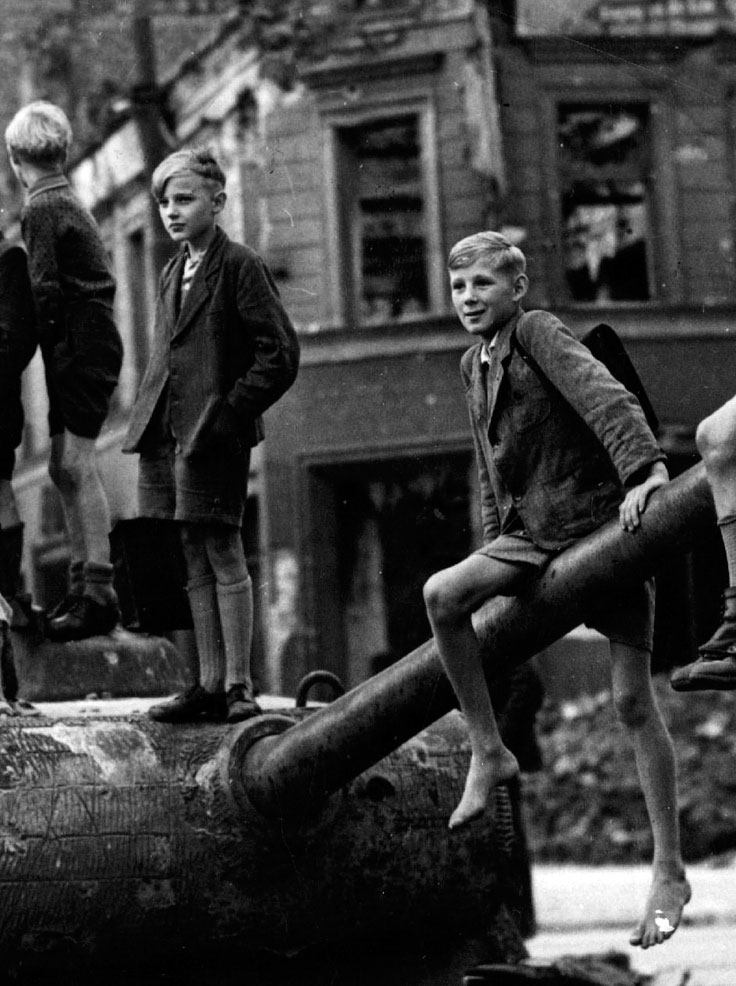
[613,689,650,729]
[696,407,736,468]
[423,572,458,624]
[695,415,717,459]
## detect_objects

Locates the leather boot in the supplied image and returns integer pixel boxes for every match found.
[698,587,736,658]
[670,588,736,691]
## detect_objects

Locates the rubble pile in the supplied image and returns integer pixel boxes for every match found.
[522,679,736,863]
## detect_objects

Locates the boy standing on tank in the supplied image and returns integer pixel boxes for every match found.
[5,101,123,642]
[423,231,690,949]
[124,147,299,724]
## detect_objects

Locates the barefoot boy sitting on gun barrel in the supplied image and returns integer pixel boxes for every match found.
[423,231,690,949]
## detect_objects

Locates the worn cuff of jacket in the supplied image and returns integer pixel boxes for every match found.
[624,455,667,488]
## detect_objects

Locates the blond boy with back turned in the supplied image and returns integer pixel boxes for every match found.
[5,101,123,642]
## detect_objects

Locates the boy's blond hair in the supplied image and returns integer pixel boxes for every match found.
[151,147,226,200]
[448,231,526,278]
[5,101,72,168]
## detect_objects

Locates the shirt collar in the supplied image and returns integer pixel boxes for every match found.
[479,332,498,365]
[184,228,217,265]
[27,173,69,202]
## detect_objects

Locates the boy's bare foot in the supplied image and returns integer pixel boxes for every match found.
[629,865,691,949]
[449,748,519,830]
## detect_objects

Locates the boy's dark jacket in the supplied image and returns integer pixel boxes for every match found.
[461,308,664,550]
[123,227,299,456]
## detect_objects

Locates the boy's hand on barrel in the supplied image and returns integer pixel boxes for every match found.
[620,461,669,532]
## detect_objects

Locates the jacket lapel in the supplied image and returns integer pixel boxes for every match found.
[159,252,185,338]
[487,310,522,426]
[170,227,226,341]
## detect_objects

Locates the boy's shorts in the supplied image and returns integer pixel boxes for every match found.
[476,531,655,653]
[138,441,251,529]
[44,303,123,440]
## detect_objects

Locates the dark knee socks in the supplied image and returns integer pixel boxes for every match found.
[83,561,118,607]
[187,573,224,693]
[216,575,254,692]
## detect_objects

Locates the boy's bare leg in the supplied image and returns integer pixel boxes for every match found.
[49,432,112,564]
[610,641,690,948]
[424,555,526,829]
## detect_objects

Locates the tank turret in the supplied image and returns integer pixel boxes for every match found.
[0,463,713,984]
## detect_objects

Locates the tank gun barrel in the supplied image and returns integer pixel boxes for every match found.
[241,463,714,818]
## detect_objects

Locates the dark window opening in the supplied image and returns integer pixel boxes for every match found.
[339,114,429,324]
[332,454,472,679]
[557,104,652,303]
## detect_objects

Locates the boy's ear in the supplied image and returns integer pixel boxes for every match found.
[514,273,529,301]
[212,190,227,214]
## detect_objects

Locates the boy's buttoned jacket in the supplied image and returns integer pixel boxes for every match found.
[461,309,663,550]
[123,227,299,457]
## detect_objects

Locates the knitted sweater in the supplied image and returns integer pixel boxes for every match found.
[21,174,116,342]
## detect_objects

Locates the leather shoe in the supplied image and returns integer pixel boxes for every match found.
[670,654,736,692]
[226,683,261,723]
[46,592,80,623]
[148,685,226,723]
[45,595,120,643]
[696,587,736,659]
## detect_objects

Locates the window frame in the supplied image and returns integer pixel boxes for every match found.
[538,88,681,308]
[322,95,444,329]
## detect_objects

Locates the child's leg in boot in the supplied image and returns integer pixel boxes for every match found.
[47,560,120,642]
[47,558,85,621]
[610,641,690,948]
[205,525,259,723]
[216,576,260,722]
[188,573,225,697]
[148,573,227,722]
[424,554,525,829]
[148,528,226,723]
[46,433,120,641]
[696,397,736,659]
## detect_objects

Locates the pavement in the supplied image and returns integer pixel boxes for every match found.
[527,862,736,985]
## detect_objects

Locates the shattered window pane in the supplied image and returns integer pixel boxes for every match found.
[340,114,429,324]
[558,104,652,303]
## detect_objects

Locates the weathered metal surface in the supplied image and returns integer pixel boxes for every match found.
[12,626,189,701]
[242,463,714,817]
[0,705,523,978]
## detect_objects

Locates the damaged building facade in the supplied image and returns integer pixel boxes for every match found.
[10,0,736,694]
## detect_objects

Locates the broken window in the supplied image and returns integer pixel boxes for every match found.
[337,114,430,324]
[557,104,652,303]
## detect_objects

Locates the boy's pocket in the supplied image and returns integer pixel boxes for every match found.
[510,395,550,433]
